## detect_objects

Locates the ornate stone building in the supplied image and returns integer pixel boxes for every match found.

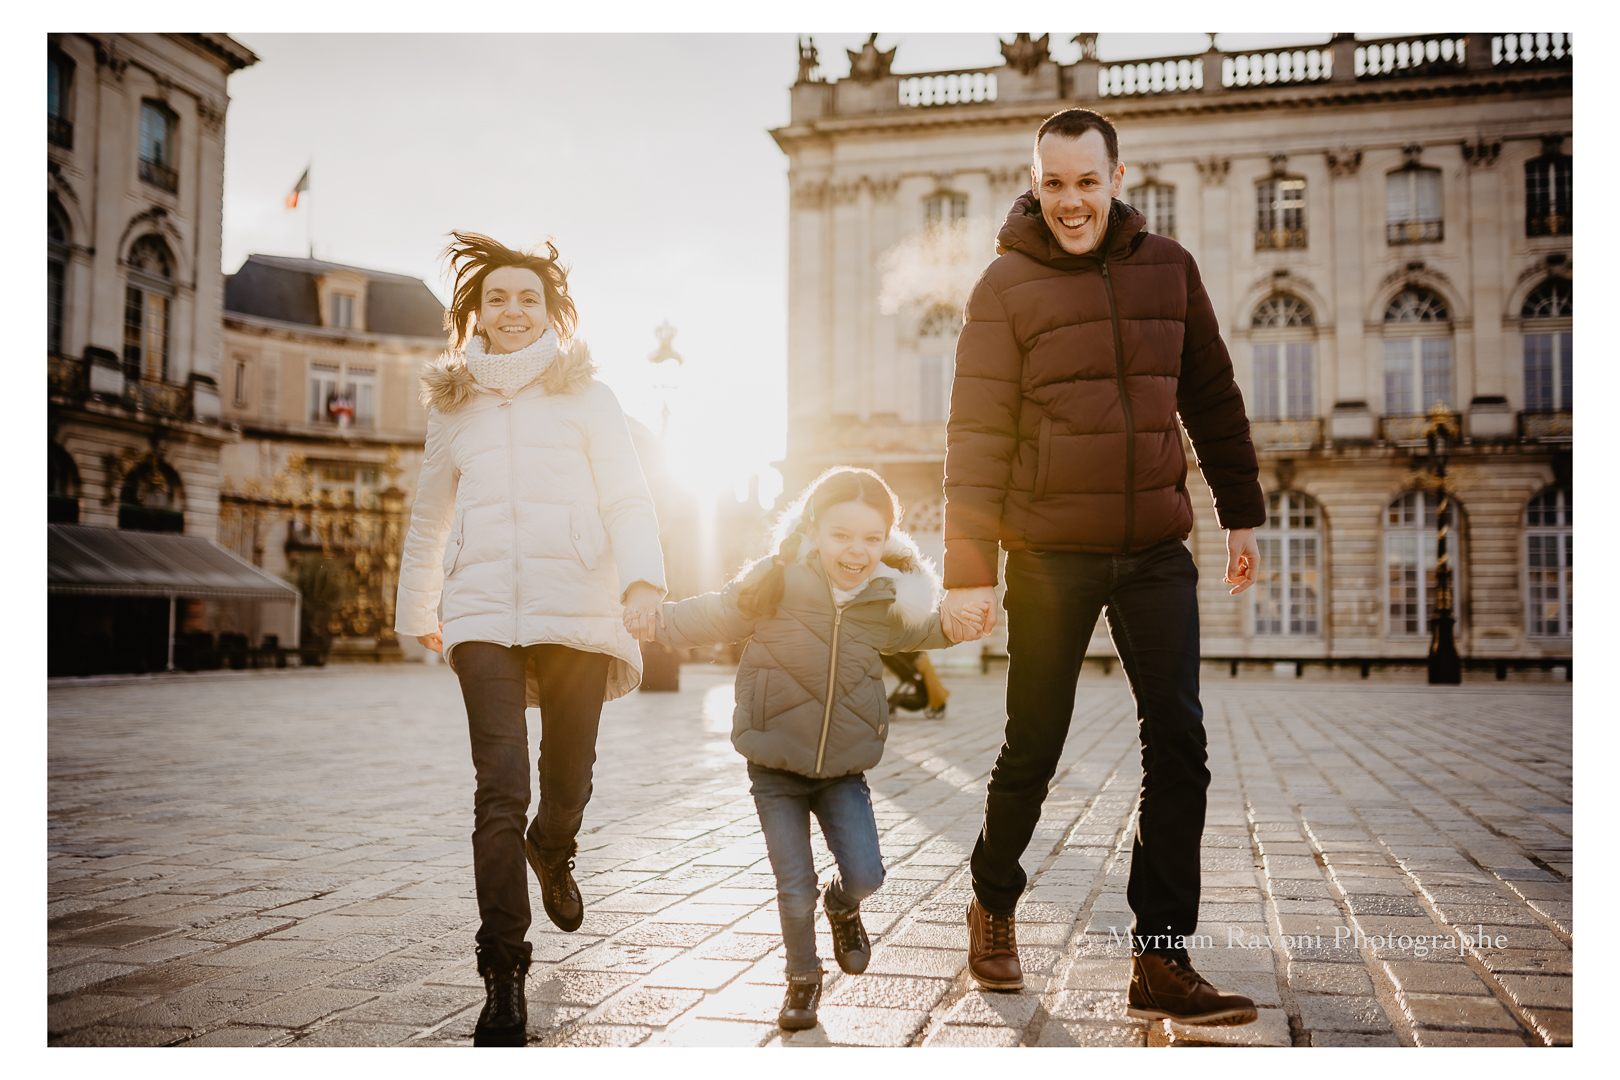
[48,33,258,539]
[217,256,447,656]
[772,33,1572,671]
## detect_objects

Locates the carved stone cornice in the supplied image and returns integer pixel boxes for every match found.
[1461,137,1502,168]
[197,96,227,134]
[1196,156,1230,185]
[1268,152,1290,176]
[986,164,1031,189]
[94,39,129,80]
[1326,147,1363,177]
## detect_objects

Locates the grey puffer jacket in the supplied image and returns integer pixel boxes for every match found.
[655,528,951,778]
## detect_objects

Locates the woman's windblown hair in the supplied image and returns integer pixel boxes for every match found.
[441,231,578,350]
[734,467,905,620]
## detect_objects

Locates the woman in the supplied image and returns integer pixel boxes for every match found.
[394,232,665,1046]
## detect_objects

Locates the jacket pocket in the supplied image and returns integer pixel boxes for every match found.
[752,667,769,730]
[1033,415,1053,500]
[570,502,602,570]
[443,510,465,577]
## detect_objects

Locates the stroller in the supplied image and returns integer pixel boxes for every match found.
[882,651,949,719]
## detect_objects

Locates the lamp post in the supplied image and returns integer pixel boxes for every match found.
[1424,404,1462,685]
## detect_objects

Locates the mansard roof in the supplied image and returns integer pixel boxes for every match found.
[224,254,445,339]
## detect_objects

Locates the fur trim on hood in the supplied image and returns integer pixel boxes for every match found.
[419,336,598,413]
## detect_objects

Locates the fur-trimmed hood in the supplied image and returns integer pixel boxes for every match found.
[419,336,598,414]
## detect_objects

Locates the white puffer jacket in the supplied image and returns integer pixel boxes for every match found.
[394,336,666,701]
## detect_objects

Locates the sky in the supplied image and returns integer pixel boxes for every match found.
[222,32,1340,506]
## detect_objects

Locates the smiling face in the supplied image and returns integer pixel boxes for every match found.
[1032,128,1124,256]
[479,266,551,354]
[809,499,891,593]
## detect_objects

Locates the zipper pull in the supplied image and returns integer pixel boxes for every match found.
[1100,263,1110,279]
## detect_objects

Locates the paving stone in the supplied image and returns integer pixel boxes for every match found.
[227,986,377,1028]
[1381,960,1487,995]
[1294,993,1393,1033]
[1411,1030,1529,1047]
[1521,1006,1572,1045]
[50,1024,192,1046]
[640,956,750,990]
[338,983,475,1026]
[1034,1020,1147,1046]
[865,946,965,979]
[289,1021,416,1046]
[202,959,354,993]
[175,1025,290,1046]
[99,984,275,1030]
[925,1023,1021,1046]
[550,1023,651,1047]
[1287,960,1374,996]
[596,986,705,1025]
[528,968,640,1005]
[1402,992,1521,1032]
[1162,1006,1291,1047]
[795,1005,928,1046]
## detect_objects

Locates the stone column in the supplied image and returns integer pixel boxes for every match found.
[1463,137,1514,438]
[1326,148,1373,441]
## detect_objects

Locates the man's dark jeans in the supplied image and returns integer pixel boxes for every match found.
[969,539,1210,956]
[453,641,609,951]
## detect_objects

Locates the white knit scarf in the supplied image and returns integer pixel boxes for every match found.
[464,329,560,396]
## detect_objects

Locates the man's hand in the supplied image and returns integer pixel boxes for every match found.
[622,581,665,642]
[1224,528,1259,595]
[943,586,998,641]
[417,623,443,654]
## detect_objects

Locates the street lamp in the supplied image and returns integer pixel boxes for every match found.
[1423,404,1462,685]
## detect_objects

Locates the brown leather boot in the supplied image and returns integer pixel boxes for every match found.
[1127,952,1258,1025]
[525,829,583,933]
[966,898,1023,990]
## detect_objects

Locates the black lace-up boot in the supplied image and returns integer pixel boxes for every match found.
[823,886,872,975]
[526,828,583,933]
[473,940,532,1046]
[778,968,823,1031]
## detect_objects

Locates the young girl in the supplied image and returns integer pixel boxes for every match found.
[641,467,987,1030]
[395,233,666,1046]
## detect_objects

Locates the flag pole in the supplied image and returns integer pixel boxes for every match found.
[306,157,314,259]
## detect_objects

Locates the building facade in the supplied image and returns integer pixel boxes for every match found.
[218,255,446,655]
[772,32,1572,668]
[48,32,258,539]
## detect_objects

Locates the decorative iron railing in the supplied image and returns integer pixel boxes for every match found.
[1256,227,1308,251]
[1099,56,1205,97]
[1519,411,1572,439]
[1223,48,1334,88]
[1250,418,1323,451]
[1381,415,1431,443]
[126,377,193,420]
[139,158,178,193]
[1387,220,1444,245]
[48,115,73,149]
[898,71,998,107]
[48,355,84,397]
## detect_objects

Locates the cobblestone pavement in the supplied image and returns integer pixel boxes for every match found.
[47,664,1572,1047]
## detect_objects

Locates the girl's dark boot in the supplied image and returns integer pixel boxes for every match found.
[778,968,823,1031]
[473,940,532,1046]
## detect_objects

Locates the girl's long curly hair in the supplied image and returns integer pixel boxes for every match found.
[734,467,906,620]
[441,231,578,350]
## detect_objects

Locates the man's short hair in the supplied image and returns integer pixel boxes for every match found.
[1034,108,1119,168]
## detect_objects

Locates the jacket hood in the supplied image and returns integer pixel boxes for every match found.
[995,190,1146,267]
[419,336,598,413]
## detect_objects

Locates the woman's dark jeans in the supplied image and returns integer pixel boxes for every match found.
[969,540,1210,956]
[748,762,886,975]
[453,641,610,951]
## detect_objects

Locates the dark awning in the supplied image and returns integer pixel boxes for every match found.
[48,524,301,602]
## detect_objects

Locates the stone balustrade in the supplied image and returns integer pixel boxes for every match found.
[898,70,998,108]
[1492,33,1573,67]
[1223,47,1333,88]
[1098,56,1205,97]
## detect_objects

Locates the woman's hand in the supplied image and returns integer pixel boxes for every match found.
[417,623,443,653]
[622,582,664,642]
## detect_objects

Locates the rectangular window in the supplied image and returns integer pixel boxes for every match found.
[1523,332,1572,411]
[1253,344,1279,419]
[923,194,967,229]
[1526,157,1572,236]
[309,362,340,424]
[347,367,376,427]
[1253,535,1283,634]
[1287,534,1319,635]
[1256,178,1307,249]
[1129,184,1176,240]
[233,358,248,408]
[331,293,355,329]
[122,286,170,382]
[1385,338,1450,415]
[138,101,177,192]
[1420,338,1453,410]
[48,258,66,355]
[1386,168,1443,244]
[48,51,73,147]
[1385,533,1437,636]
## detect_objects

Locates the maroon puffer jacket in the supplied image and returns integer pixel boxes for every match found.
[942,193,1265,588]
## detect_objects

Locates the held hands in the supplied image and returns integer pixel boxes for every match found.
[417,623,444,654]
[942,586,999,642]
[1224,528,1260,595]
[622,581,665,642]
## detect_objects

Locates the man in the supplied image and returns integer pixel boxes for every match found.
[941,108,1264,1026]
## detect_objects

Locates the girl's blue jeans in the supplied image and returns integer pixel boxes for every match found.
[747,762,886,975]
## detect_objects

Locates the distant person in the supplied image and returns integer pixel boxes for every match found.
[941,108,1264,1025]
[647,467,988,1031]
[395,233,666,1046]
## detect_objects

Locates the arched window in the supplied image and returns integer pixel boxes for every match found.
[48,443,80,524]
[1250,295,1315,419]
[124,235,175,382]
[48,196,70,357]
[1382,287,1452,416]
[1521,278,1572,414]
[1128,182,1175,239]
[1252,491,1321,637]
[916,307,961,424]
[923,192,967,229]
[1255,176,1306,249]
[1525,486,1571,638]
[1385,489,1463,637]
[1525,154,1571,237]
[118,458,185,533]
[1386,166,1443,244]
